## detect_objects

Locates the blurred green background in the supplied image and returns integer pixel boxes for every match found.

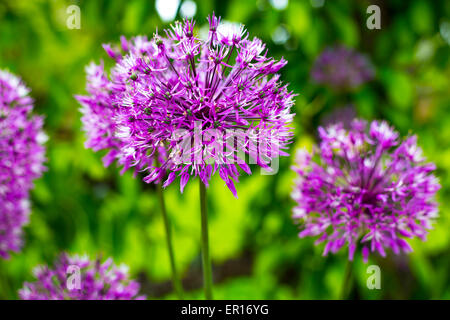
[0,0,449,299]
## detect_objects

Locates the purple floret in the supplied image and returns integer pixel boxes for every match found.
[19,253,146,300]
[0,69,46,259]
[291,119,440,262]
[311,46,374,90]
[76,14,295,197]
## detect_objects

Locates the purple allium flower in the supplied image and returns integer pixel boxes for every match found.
[0,69,46,259]
[19,253,146,300]
[320,104,357,130]
[311,46,374,90]
[291,120,440,262]
[76,14,295,197]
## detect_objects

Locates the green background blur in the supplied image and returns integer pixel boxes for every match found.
[0,0,449,299]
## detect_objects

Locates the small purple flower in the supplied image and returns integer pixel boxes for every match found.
[311,46,374,90]
[320,104,357,130]
[0,69,46,259]
[291,120,439,262]
[19,253,146,300]
[76,14,295,197]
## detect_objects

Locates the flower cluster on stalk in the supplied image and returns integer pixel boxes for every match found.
[291,119,440,262]
[0,70,46,259]
[311,45,374,90]
[19,253,145,300]
[76,14,295,197]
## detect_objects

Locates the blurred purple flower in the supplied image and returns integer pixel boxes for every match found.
[19,253,145,300]
[311,46,375,90]
[0,70,46,259]
[291,119,439,262]
[320,104,357,129]
[76,14,295,197]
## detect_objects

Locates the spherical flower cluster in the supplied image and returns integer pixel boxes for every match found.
[0,69,46,259]
[19,253,145,300]
[311,46,374,90]
[76,14,295,197]
[291,120,440,262]
[320,104,356,130]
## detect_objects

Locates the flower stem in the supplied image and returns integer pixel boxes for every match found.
[339,259,354,300]
[0,259,11,299]
[156,182,184,299]
[199,180,213,300]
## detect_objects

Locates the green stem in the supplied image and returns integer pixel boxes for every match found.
[339,259,354,300]
[156,182,184,299]
[199,180,213,300]
[0,259,12,299]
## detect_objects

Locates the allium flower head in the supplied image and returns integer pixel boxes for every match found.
[19,253,145,300]
[76,14,295,197]
[320,104,356,130]
[0,69,46,259]
[291,120,439,262]
[311,45,374,90]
